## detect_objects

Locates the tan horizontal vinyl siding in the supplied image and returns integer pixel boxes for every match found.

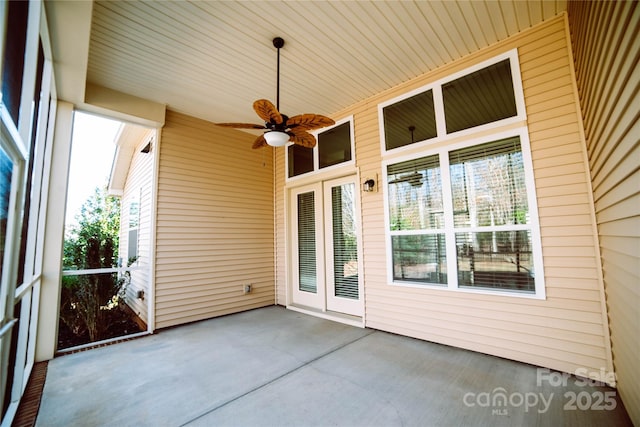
[121,129,155,325]
[279,15,612,380]
[568,1,639,423]
[155,110,274,329]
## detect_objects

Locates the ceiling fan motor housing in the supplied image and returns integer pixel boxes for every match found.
[273,37,284,48]
[215,36,334,149]
[266,115,289,132]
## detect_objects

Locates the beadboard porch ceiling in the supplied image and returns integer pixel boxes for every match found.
[47,0,568,126]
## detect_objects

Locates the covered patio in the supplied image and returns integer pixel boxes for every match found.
[35,307,631,426]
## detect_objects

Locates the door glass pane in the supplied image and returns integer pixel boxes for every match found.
[297,192,316,293]
[319,122,351,169]
[0,147,13,277]
[331,184,358,299]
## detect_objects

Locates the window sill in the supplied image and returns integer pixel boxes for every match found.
[389,280,546,300]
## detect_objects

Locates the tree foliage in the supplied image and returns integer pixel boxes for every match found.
[60,186,122,343]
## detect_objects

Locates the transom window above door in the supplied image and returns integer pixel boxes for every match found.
[287,117,354,179]
[379,50,526,153]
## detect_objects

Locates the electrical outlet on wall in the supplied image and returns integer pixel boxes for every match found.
[243,284,252,294]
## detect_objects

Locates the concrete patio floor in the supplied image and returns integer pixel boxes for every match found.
[36,306,631,426]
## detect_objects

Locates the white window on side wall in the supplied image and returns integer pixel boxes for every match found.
[127,189,140,264]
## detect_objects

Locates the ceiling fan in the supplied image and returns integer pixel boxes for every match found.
[216,37,335,149]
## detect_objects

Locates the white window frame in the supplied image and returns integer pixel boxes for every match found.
[126,188,141,264]
[379,50,544,299]
[378,49,527,156]
[285,115,355,183]
[382,127,545,299]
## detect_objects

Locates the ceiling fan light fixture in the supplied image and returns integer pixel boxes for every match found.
[215,37,335,150]
[264,130,290,147]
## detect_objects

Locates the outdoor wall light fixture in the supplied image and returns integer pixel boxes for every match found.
[363,178,376,192]
[264,130,290,147]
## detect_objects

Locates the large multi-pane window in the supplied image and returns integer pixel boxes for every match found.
[382,51,542,296]
[386,134,540,294]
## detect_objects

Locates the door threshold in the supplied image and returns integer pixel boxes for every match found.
[287,304,364,328]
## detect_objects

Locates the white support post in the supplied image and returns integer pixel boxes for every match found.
[35,101,73,361]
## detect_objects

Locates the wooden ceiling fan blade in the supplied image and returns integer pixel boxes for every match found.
[289,129,316,148]
[253,99,283,124]
[252,134,268,149]
[216,122,265,129]
[287,114,335,131]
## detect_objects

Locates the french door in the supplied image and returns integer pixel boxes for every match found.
[290,175,362,317]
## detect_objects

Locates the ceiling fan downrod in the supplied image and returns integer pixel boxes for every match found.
[214,36,334,150]
[273,37,284,111]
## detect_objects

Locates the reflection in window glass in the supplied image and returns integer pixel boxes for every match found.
[0,147,13,275]
[387,155,444,230]
[319,122,351,169]
[443,59,517,134]
[287,144,314,178]
[450,136,534,293]
[387,154,446,286]
[456,231,534,292]
[383,90,437,150]
[392,235,447,284]
[449,137,528,228]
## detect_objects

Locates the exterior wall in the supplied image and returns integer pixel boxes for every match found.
[276,15,614,380]
[119,129,155,326]
[155,110,275,329]
[567,1,639,423]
